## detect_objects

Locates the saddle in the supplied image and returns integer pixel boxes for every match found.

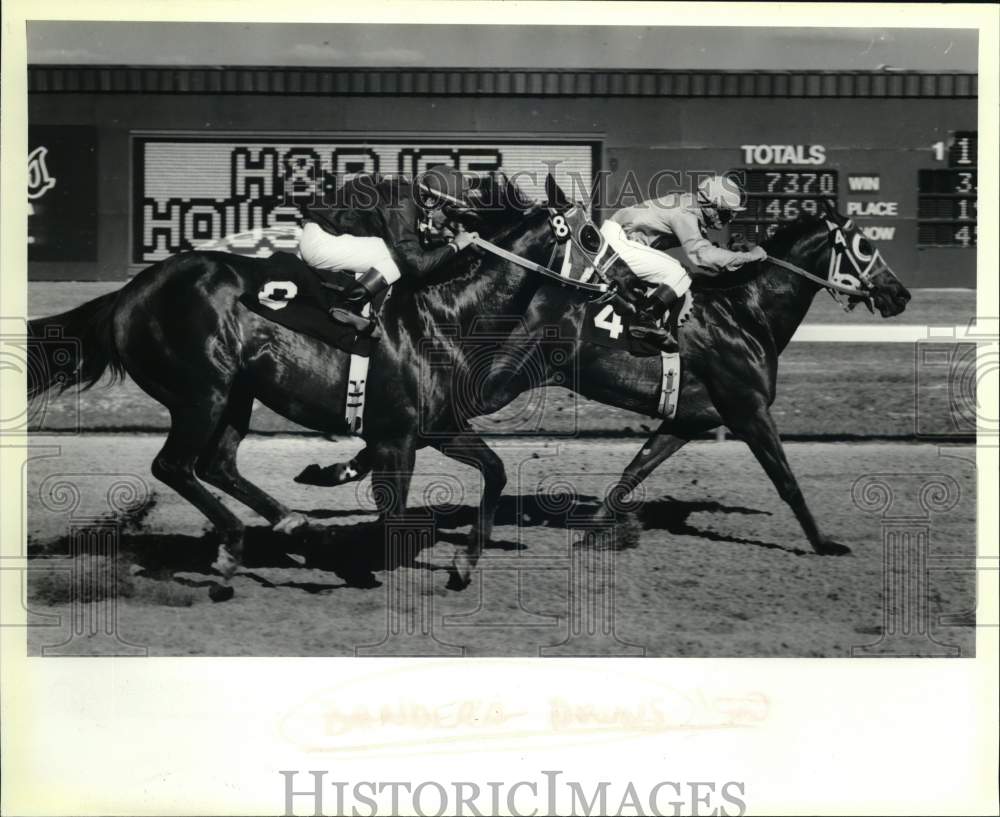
[239,251,386,356]
[601,264,690,356]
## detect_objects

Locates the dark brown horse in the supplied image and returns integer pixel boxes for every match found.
[29,179,909,599]
[27,180,593,599]
[504,196,911,554]
[311,188,912,558]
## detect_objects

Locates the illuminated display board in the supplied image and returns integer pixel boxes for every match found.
[723,131,977,260]
[121,121,977,286]
[730,169,838,244]
[917,131,977,247]
[133,137,596,262]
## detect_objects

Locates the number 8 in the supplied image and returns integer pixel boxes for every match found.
[550,214,570,241]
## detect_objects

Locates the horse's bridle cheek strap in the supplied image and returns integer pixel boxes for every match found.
[825,223,878,308]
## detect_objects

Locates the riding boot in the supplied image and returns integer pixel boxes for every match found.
[629,284,679,349]
[328,267,390,337]
[347,267,391,308]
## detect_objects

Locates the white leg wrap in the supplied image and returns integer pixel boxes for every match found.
[211,545,238,579]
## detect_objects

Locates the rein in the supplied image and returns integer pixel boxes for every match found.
[765,256,869,298]
[473,236,866,300]
[471,235,609,294]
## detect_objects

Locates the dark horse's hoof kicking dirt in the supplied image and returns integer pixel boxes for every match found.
[209,584,235,603]
[446,569,472,591]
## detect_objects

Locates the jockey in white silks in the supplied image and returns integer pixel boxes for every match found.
[601,175,767,345]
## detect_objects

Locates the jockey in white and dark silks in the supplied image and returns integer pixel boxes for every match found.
[298,165,479,331]
[602,174,767,345]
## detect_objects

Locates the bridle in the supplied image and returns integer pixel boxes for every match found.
[469,202,615,295]
[764,217,884,310]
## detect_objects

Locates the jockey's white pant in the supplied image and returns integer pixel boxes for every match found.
[600,220,691,296]
[298,222,403,284]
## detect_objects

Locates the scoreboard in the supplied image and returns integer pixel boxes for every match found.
[129,128,980,286]
[917,132,977,247]
[730,169,839,244]
[682,130,980,283]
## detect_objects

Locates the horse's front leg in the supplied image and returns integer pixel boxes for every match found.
[727,404,851,555]
[426,432,507,590]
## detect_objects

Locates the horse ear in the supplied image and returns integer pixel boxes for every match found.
[821,197,845,224]
[545,173,570,211]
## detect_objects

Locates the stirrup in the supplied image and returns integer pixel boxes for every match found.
[328,308,383,342]
[630,322,676,349]
[629,323,668,341]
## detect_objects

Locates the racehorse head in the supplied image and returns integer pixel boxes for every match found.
[544,174,625,285]
[817,199,911,317]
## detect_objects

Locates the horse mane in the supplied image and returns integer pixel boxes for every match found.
[759,214,826,257]
[693,215,826,292]
[463,171,537,236]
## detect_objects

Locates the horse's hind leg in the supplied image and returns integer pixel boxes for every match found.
[151,406,247,601]
[427,432,506,590]
[598,427,690,517]
[195,381,305,534]
[588,427,690,548]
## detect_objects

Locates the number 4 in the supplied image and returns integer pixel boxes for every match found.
[594,304,624,339]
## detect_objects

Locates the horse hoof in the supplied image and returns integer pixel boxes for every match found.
[293,464,323,485]
[446,557,474,590]
[273,511,308,535]
[343,570,381,589]
[816,540,852,556]
[293,463,363,487]
[209,584,235,603]
[578,518,640,551]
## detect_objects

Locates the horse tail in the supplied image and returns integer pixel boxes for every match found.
[27,290,126,398]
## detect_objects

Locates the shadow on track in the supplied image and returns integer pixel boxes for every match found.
[28,493,794,593]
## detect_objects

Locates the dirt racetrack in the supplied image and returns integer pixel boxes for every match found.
[26,435,976,657]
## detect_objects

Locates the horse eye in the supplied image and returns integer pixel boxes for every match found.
[580,225,602,253]
[852,234,873,260]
